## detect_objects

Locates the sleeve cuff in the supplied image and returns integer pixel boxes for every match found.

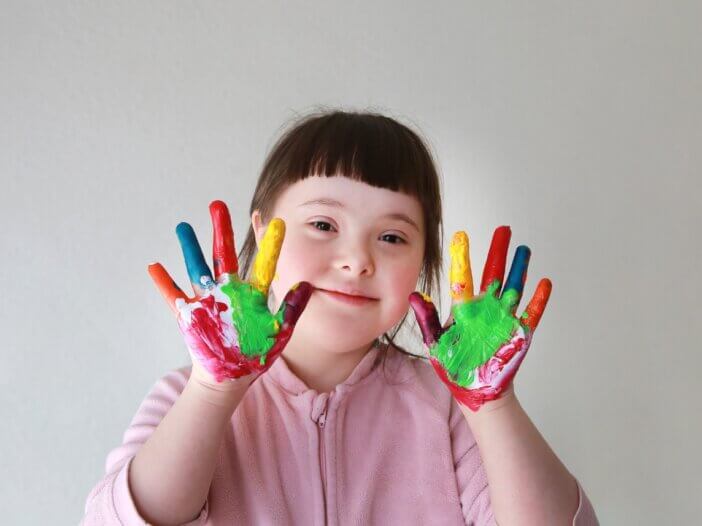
[112,457,210,525]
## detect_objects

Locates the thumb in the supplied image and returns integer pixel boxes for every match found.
[263,282,314,368]
[409,292,443,348]
[276,281,314,330]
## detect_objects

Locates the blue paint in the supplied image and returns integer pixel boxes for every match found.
[176,222,214,290]
[501,245,530,309]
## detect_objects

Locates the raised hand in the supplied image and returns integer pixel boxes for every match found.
[148,200,312,384]
[409,226,552,412]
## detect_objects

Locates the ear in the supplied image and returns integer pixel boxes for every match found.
[251,209,265,248]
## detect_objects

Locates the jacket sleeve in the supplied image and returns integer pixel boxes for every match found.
[449,398,497,526]
[449,399,599,526]
[81,367,210,526]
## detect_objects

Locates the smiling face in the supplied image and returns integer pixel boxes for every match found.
[252,175,426,354]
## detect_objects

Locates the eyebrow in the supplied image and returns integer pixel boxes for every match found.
[298,197,421,232]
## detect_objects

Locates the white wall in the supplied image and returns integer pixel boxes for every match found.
[2,1,699,524]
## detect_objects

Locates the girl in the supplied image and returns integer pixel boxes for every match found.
[82,110,598,525]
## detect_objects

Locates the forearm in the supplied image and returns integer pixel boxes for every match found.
[460,387,579,526]
[129,373,254,525]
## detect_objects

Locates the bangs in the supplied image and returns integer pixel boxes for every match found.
[273,112,438,204]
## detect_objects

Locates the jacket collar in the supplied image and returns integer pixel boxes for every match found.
[264,342,385,396]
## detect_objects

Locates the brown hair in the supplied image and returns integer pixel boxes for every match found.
[238,108,443,368]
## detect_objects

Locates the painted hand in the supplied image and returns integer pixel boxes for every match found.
[148,200,312,384]
[409,226,552,412]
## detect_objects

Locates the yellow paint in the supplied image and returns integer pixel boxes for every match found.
[449,231,474,302]
[420,292,433,303]
[251,218,285,296]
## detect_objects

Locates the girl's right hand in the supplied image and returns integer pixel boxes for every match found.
[147,200,312,389]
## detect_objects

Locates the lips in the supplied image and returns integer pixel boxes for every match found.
[317,287,378,301]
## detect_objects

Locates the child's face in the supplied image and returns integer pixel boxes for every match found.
[253,175,425,353]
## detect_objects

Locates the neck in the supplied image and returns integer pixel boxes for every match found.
[280,337,376,393]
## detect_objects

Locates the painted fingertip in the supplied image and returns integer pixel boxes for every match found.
[451,230,468,245]
[504,244,531,295]
[408,291,431,305]
[268,217,285,230]
[175,221,192,235]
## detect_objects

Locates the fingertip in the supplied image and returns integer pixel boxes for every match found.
[295,280,314,296]
[175,222,193,236]
[540,277,553,299]
[516,244,531,257]
[408,291,431,308]
[451,230,468,245]
[209,199,226,211]
[268,217,286,231]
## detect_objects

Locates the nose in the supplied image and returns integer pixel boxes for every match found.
[335,241,375,277]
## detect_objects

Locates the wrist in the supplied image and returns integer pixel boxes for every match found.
[187,369,256,408]
[458,385,519,422]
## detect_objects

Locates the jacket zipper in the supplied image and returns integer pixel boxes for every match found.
[317,398,329,524]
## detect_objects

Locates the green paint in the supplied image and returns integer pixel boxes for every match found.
[220,279,284,362]
[432,280,520,387]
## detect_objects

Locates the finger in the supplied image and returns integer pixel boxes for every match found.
[480,225,511,295]
[520,278,552,332]
[250,218,285,296]
[176,222,215,296]
[276,281,314,330]
[500,245,531,314]
[449,231,474,305]
[209,200,239,281]
[409,292,443,347]
[266,282,314,364]
[147,262,190,316]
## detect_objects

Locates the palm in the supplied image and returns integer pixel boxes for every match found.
[410,226,552,411]
[148,200,312,383]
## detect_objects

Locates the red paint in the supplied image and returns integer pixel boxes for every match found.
[177,282,313,383]
[209,200,239,279]
[178,295,257,382]
[480,226,511,293]
[431,333,529,412]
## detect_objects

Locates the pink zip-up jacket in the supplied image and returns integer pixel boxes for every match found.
[82,345,598,525]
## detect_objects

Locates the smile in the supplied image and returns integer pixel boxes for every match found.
[315,288,379,306]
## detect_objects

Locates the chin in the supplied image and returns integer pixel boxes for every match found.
[292,299,384,351]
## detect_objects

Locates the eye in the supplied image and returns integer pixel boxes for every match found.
[308,221,407,245]
[310,220,336,232]
[380,233,406,244]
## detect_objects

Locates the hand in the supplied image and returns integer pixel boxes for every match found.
[148,200,312,386]
[409,226,552,412]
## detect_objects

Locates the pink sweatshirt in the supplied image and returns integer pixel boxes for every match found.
[82,345,598,525]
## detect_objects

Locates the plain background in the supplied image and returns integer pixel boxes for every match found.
[2,1,699,524]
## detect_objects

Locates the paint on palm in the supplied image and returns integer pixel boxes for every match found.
[148,201,312,383]
[410,226,552,411]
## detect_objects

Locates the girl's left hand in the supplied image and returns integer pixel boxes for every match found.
[409,226,552,412]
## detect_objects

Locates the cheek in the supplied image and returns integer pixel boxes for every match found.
[381,259,423,308]
[270,234,320,295]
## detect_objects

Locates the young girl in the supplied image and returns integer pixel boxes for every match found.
[82,110,598,525]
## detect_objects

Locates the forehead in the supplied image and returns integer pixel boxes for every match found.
[275,175,423,218]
